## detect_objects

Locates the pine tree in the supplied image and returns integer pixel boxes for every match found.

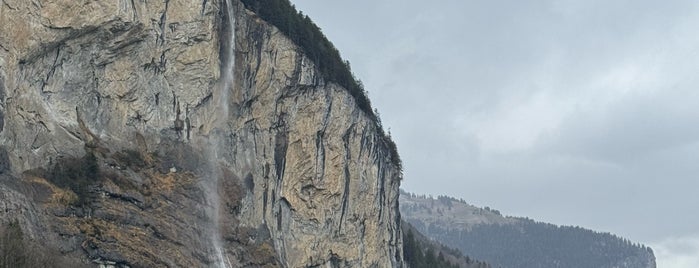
[0,220,27,268]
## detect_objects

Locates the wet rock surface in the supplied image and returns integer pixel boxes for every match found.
[0,0,403,267]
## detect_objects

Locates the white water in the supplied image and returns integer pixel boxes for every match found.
[207,0,235,267]
[219,0,235,124]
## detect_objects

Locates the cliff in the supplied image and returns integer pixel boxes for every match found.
[0,0,403,267]
[400,192,656,268]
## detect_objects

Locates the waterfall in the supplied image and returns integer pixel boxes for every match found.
[219,0,234,123]
[206,0,235,267]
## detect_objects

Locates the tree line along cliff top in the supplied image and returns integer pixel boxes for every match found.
[241,0,402,172]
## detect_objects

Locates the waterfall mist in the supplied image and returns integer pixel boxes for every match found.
[199,0,236,267]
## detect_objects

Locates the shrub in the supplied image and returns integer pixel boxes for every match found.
[114,149,146,169]
[0,220,90,268]
[0,220,25,268]
[241,0,373,116]
[46,151,100,206]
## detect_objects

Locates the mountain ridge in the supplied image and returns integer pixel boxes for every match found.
[400,190,656,268]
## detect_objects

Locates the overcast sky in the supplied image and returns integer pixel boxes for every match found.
[292,1,699,266]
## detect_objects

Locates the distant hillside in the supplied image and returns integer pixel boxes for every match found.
[400,191,656,268]
[402,220,491,268]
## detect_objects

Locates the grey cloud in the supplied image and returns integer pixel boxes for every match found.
[293,0,699,252]
[542,89,699,164]
[652,235,699,268]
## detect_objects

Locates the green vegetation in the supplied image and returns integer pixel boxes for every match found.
[0,221,25,268]
[240,0,402,172]
[241,0,371,115]
[46,151,100,206]
[404,227,491,268]
[402,191,655,268]
[410,216,655,268]
[0,220,88,268]
[452,220,655,268]
[404,228,459,268]
[113,149,146,170]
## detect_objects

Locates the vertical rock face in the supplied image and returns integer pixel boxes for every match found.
[0,0,403,267]
[228,3,403,266]
[0,0,221,173]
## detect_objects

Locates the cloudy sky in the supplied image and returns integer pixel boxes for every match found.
[292,0,699,266]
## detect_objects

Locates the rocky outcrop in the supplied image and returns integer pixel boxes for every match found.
[228,3,403,266]
[0,0,221,173]
[0,0,403,267]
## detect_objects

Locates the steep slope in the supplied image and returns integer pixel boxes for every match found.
[232,1,404,266]
[402,220,491,268]
[400,191,656,268]
[0,0,403,267]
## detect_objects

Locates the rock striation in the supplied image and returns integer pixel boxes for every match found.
[230,3,403,266]
[0,0,404,267]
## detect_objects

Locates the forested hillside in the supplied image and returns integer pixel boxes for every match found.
[402,220,491,268]
[400,191,656,268]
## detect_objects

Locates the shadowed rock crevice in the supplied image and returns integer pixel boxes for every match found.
[0,147,9,174]
[273,117,289,183]
[0,73,4,99]
[158,0,171,45]
[0,0,403,266]
[19,26,101,66]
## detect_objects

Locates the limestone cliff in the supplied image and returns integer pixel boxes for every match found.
[0,0,404,267]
